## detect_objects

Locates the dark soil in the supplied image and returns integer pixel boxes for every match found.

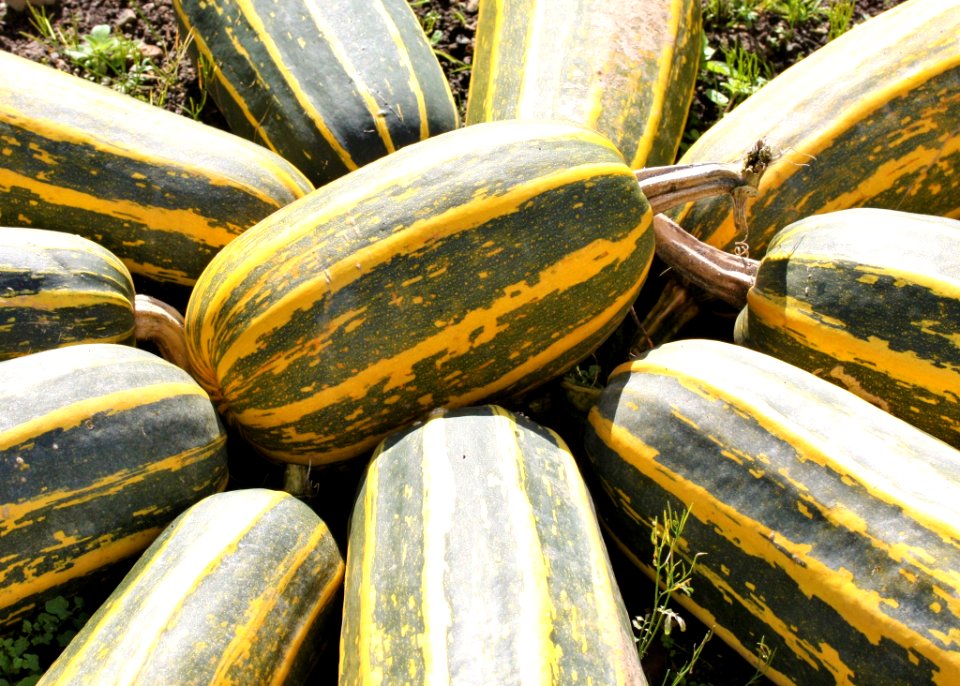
[0,1,908,684]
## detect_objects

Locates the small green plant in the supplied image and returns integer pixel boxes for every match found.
[770,0,827,29]
[704,0,766,27]
[825,0,856,40]
[0,596,89,686]
[632,504,776,685]
[702,40,770,114]
[633,504,708,659]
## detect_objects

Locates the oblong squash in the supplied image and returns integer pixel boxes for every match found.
[185,120,654,466]
[173,0,459,186]
[466,0,701,168]
[0,51,314,287]
[584,339,960,686]
[734,208,960,448]
[340,405,647,685]
[639,0,960,343]
[0,344,229,627]
[0,226,135,360]
[39,489,345,686]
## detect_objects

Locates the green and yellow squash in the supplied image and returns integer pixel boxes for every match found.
[341,404,647,685]
[173,0,459,187]
[39,489,344,686]
[638,0,960,343]
[0,344,229,627]
[584,339,960,686]
[0,226,135,360]
[185,120,659,466]
[734,208,960,448]
[0,50,313,287]
[466,0,701,168]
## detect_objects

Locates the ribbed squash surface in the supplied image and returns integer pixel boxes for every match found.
[584,339,960,686]
[672,0,960,255]
[735,208,960,448]
[466,0,700,168]
[0,227,135,360]
[173,0,459,186]
[185,120,653,466]
[341,405,647,685]
[0,344,228,627]
[39,489,344,686]
[0,51,313,286]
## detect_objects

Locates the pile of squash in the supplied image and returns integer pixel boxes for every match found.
[1,0,958,684]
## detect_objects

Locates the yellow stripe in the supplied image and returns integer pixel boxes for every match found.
[53,490,283,684]
[0,289,132,312]
[479,0,506,118]
[215,161,637,394]
[629,356,960,550]
[623,0,683,169]
[0,102,305,208]
[211,521,341,684]
[231,0,361,166]
[0,382,211,451]
[372,0,432,139]
[0,438,226,545]
[358,445,383,683]
[172,4,283,158]
[419,412,455,683]
[745,289,960,402]
[554,427,638,684]
[268,554,345,686]
[591,411,960,679]
[227,206,650,458]
[0,528,161,620]
[489,406,557,684]
[0,168,240,255]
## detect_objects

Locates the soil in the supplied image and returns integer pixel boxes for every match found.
[0,1,909,684]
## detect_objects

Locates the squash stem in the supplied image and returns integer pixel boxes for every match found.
[636,139,773,216]
[652,214,758,309]
[134,294,190,371]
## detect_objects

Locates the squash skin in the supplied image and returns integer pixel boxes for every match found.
[584,339,960,686]
[340,405,647,685]
[38,489,344,686]
[0,227,135,360]
[0,344,229,628]
[185,120,653,466]
[466,0,701,168]
[173,0,459,187]
[672,0,960,255]
[0,50,313,287]
[734,208,960,448]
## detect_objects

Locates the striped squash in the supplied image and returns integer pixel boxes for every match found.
[341,405,647,685]
[0,226,135,360]
[734,208,960,448]
[0,50,313,287]
[583,339,960,686]
[173,0,459,187]
[40,489,345,686]
[466,0,701,168]
[185,120,655,466]
[638,0,960,343]
[0,344,229,627]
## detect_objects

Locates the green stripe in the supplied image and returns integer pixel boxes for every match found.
[178,0,456,186]
[0,303,134,360]
[751,257,960,362]
[674,26,960,253]
[584,341,960,685]
[344,406,641,683]
[41,490,342,684]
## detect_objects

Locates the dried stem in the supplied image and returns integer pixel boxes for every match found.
[134,293,189,371]
[652,214,758,309]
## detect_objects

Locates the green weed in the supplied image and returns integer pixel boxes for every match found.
[0,596,89,686]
